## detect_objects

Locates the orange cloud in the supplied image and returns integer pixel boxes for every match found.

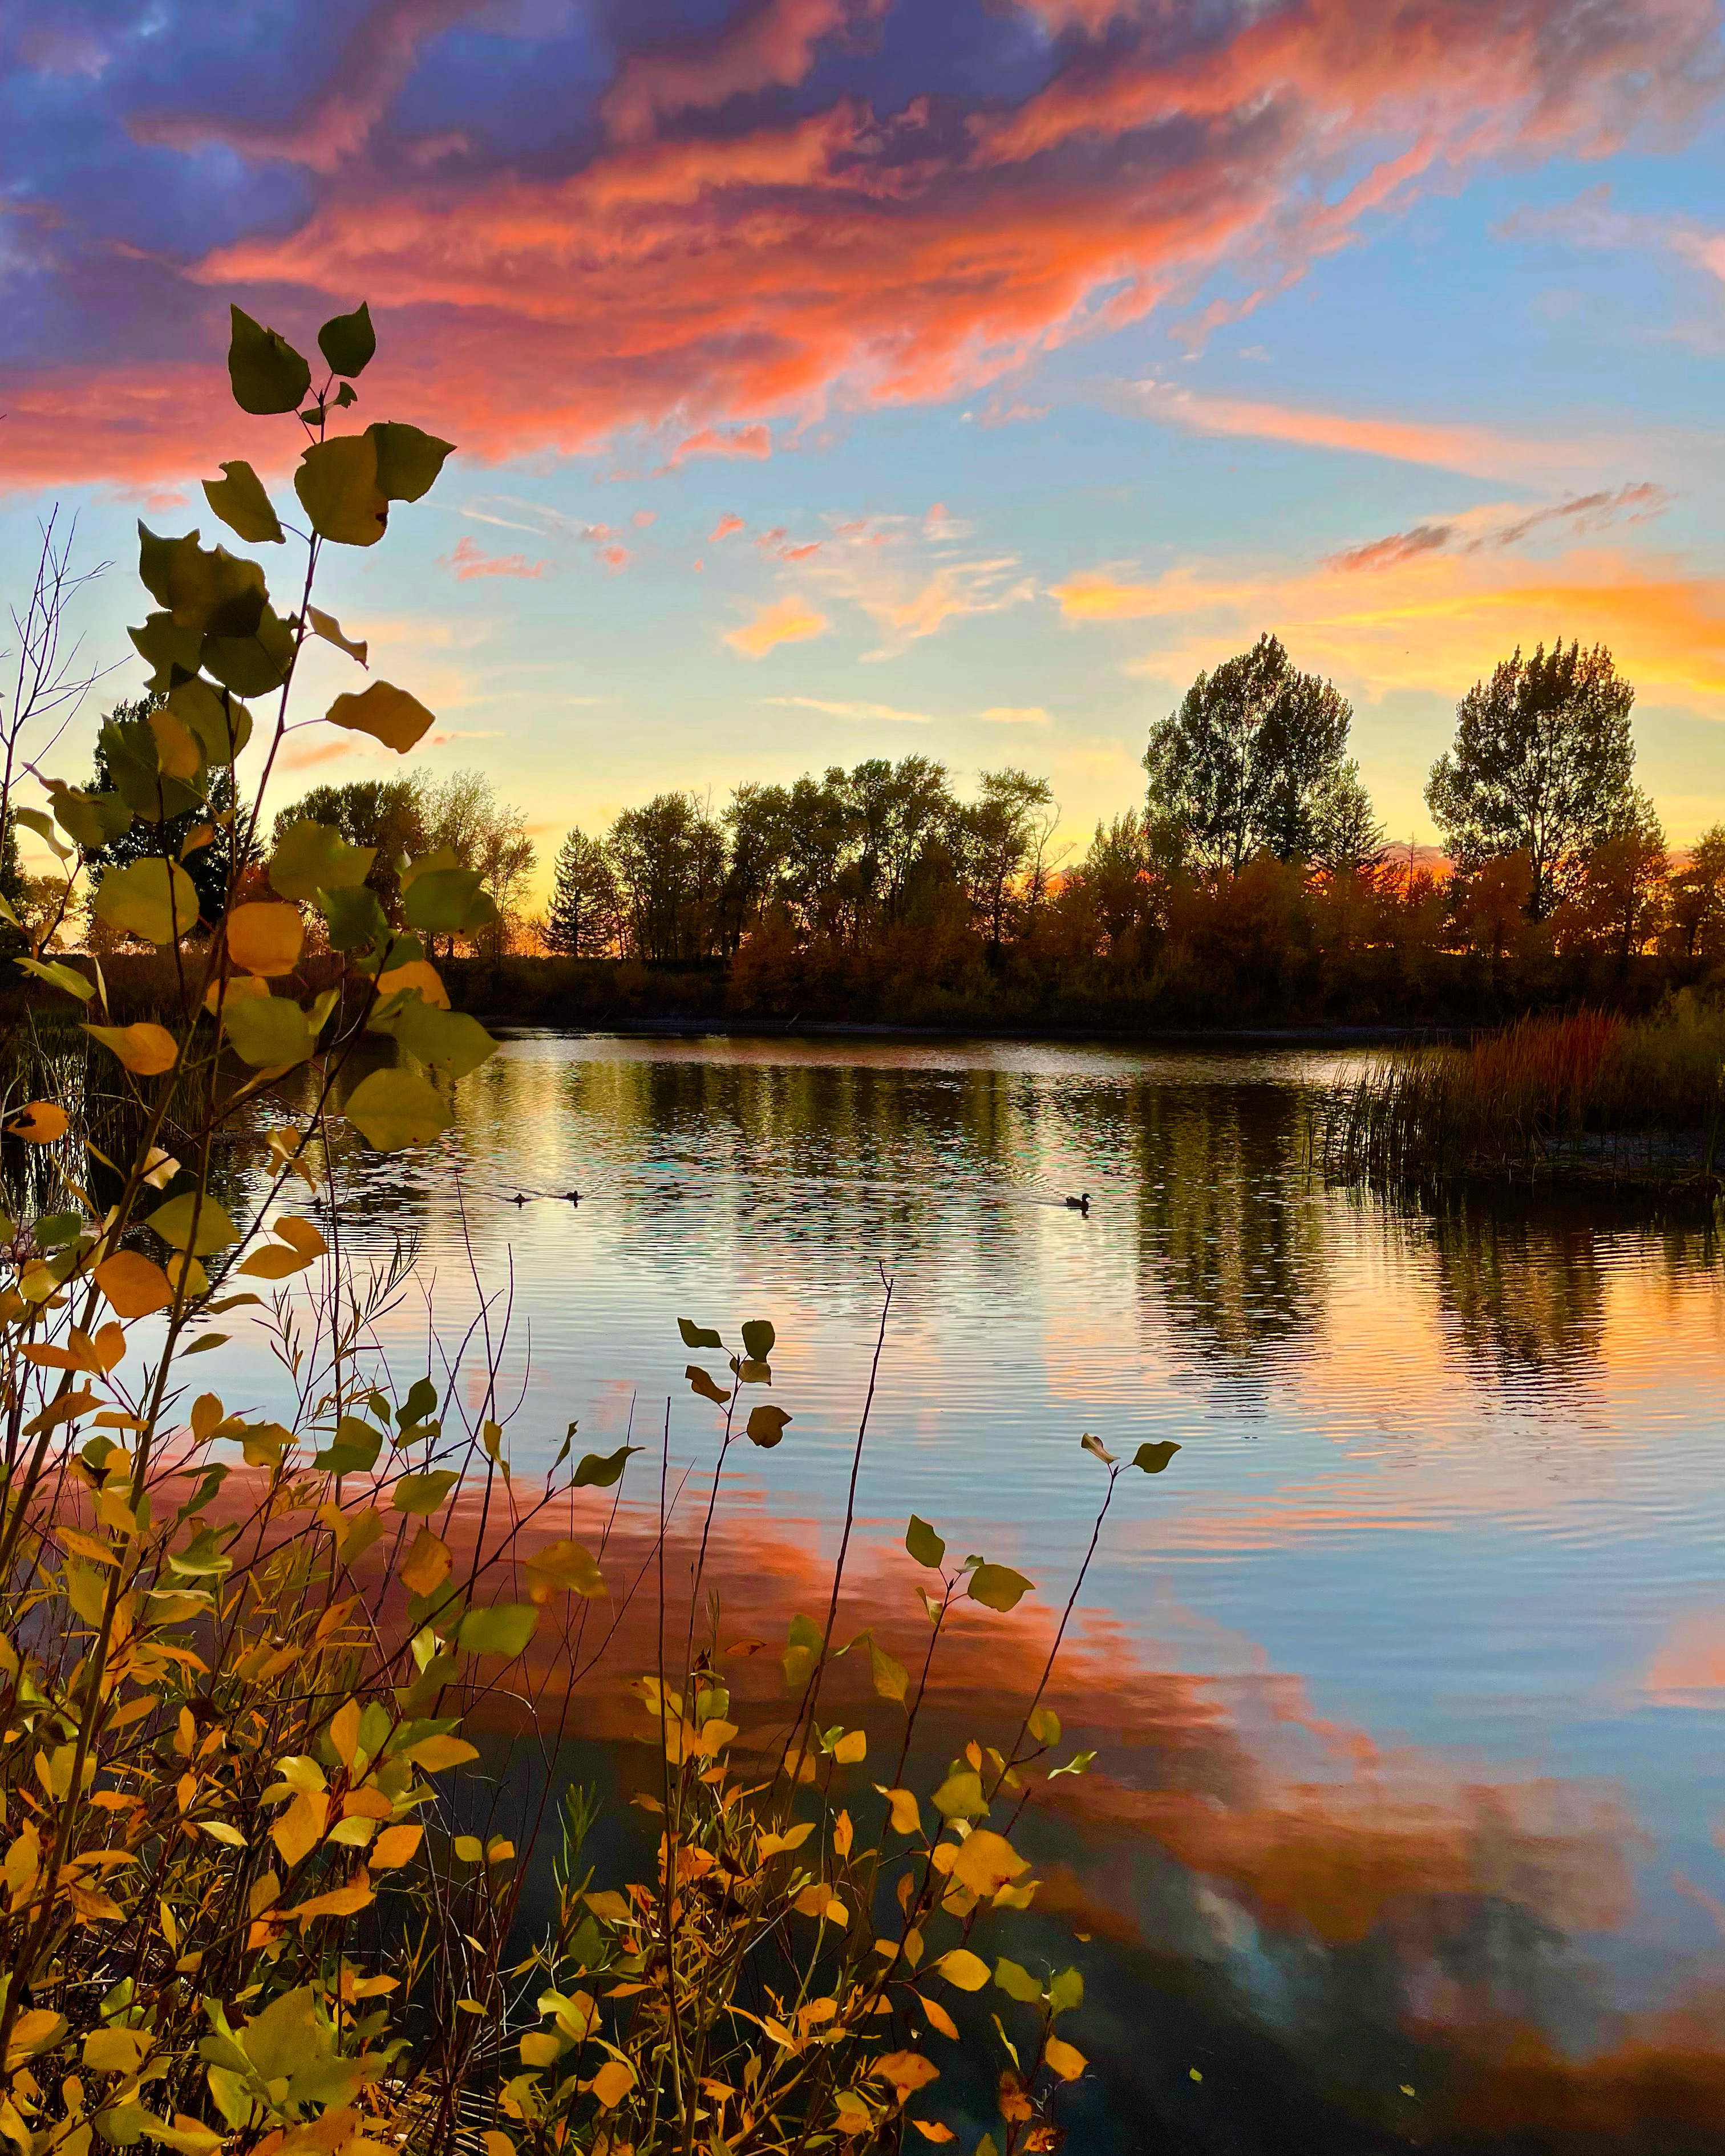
[724,593,830,657]
[1125,379,1578,480]
[5,0,1713,492]
[1052,546,1725,711]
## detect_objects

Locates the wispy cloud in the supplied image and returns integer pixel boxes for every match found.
[1328,483,1672,572]
[763,695,933,724]
[661,425,773,473]
[442,535,546,581]
[1123,379,1578,483]
[1504,185,1725,289]
[724,594,831,658]
[982,705,1053,724]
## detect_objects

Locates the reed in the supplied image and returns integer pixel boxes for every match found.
[1323,1006,1725,1185]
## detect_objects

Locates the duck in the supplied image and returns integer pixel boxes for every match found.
[562,1189,581,1205]
[511,1192,531,1206]
[1065,1192,1091,1214]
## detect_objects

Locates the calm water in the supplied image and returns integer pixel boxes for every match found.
[222,1035,1725,2149]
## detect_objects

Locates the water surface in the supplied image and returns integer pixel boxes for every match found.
[225,1035,1725,2149]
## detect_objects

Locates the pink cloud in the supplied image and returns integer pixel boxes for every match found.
[3,0,1714,494]
[443,534,546,581]
[710,513,747,542]
[779,540,822,560]
[663,425,774,471]
[631,508,658,527]
[724,593,831,657]
[600,543,631,569]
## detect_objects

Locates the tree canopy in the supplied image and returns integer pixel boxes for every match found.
[1424,639,1639,918]
[1144,633,1357,873]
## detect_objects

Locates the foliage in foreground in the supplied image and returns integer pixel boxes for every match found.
[0,300,1181,2155]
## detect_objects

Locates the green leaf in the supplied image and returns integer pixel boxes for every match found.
[18,955,95,1004]
[392,1470,459,1516]
[868,1639,908,1704]
[294,436,387,547]
[94,859,200,945]
[327,680,434,755]
[404,866,486,933]
[687,1364,729,1405]
[318,302,376,378]
[744,1404,790,1448]
[202,605,295,696]
[905,1515,945,1571]
[1048,1968,1084,2017]
[270,818,376,902]
[930,1767,987,1821]
[165,679,252,765]
[314,1417,383,1476]
[968,1563,1033,1614]
[370,992,497,1080]
[221,993,315,1071]
[227,306,312,415]
[128,611,205,694]
[455,1602,537,1658]
[344,1068,451,1152]
[306,606,367,664]
[994,1958,1042,2004]
[203,460,284,544]
[47,783,132,850]
[571,1444,641,1489]
[318,883,389,953]
[677,1317,723,1350]
[1027,1705,1060,1747]
[146,1195,238,1254]
[137,522,267,636]
[740,1319,776,1361]
[367,421,454,501]
[1131,1440,1181,1475]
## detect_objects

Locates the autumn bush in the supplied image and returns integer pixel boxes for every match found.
[0,303,1179,2156]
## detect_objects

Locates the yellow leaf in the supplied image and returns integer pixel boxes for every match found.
[375,958,450,1008]
[275,1216,327,1258]
[402,1733,477,1772]
[83,2027,151,2075]
[1043,2036,1087,2083]
[6,1100,68,1143]
[204,972,269,1015]
[147,707,203,780]
[524,1537,603,1603]
[281,1874,375,1924]
[329,1697,361,1769]
[833,1809,853,1858]
[3,2008,66,2072]
[237,1242,314,1279]
[271,1789,327,1868]
[949,1829,1028,1900]
[873,2051,939,2097]
[877,1786,921,1837]
[932,1949,990,1992]
[369,1822,423,1871]
[399,1526,451,1597]
[226,901,304,977]
[920,1997,959,2042]
[909,2123,955,2143]
[756,1822,815,1860]
[307,606,367,664]
[95,1252,173,1319]
[588,2060,635,2110]
[582,1888,633,1923]
[344,1067,450,1152]
[832,1728,866,1765]
[327,680,434,755]
[83,1022,179,1076]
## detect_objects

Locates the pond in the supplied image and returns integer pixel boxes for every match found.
[224,1034,1725,2151]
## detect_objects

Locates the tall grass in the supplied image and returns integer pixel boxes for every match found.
[1323,1006,1725,1185]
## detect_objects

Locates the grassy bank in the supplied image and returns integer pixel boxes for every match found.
[1322,1005,1725,1188]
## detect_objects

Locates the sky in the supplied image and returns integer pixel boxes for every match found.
[3,0,1723,897]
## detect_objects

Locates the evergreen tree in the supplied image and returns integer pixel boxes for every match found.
[544,826,620,955]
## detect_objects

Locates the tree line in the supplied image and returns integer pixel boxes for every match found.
[22,634,1723,1015]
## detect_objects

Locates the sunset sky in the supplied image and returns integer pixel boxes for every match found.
[4,0,1722,889]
